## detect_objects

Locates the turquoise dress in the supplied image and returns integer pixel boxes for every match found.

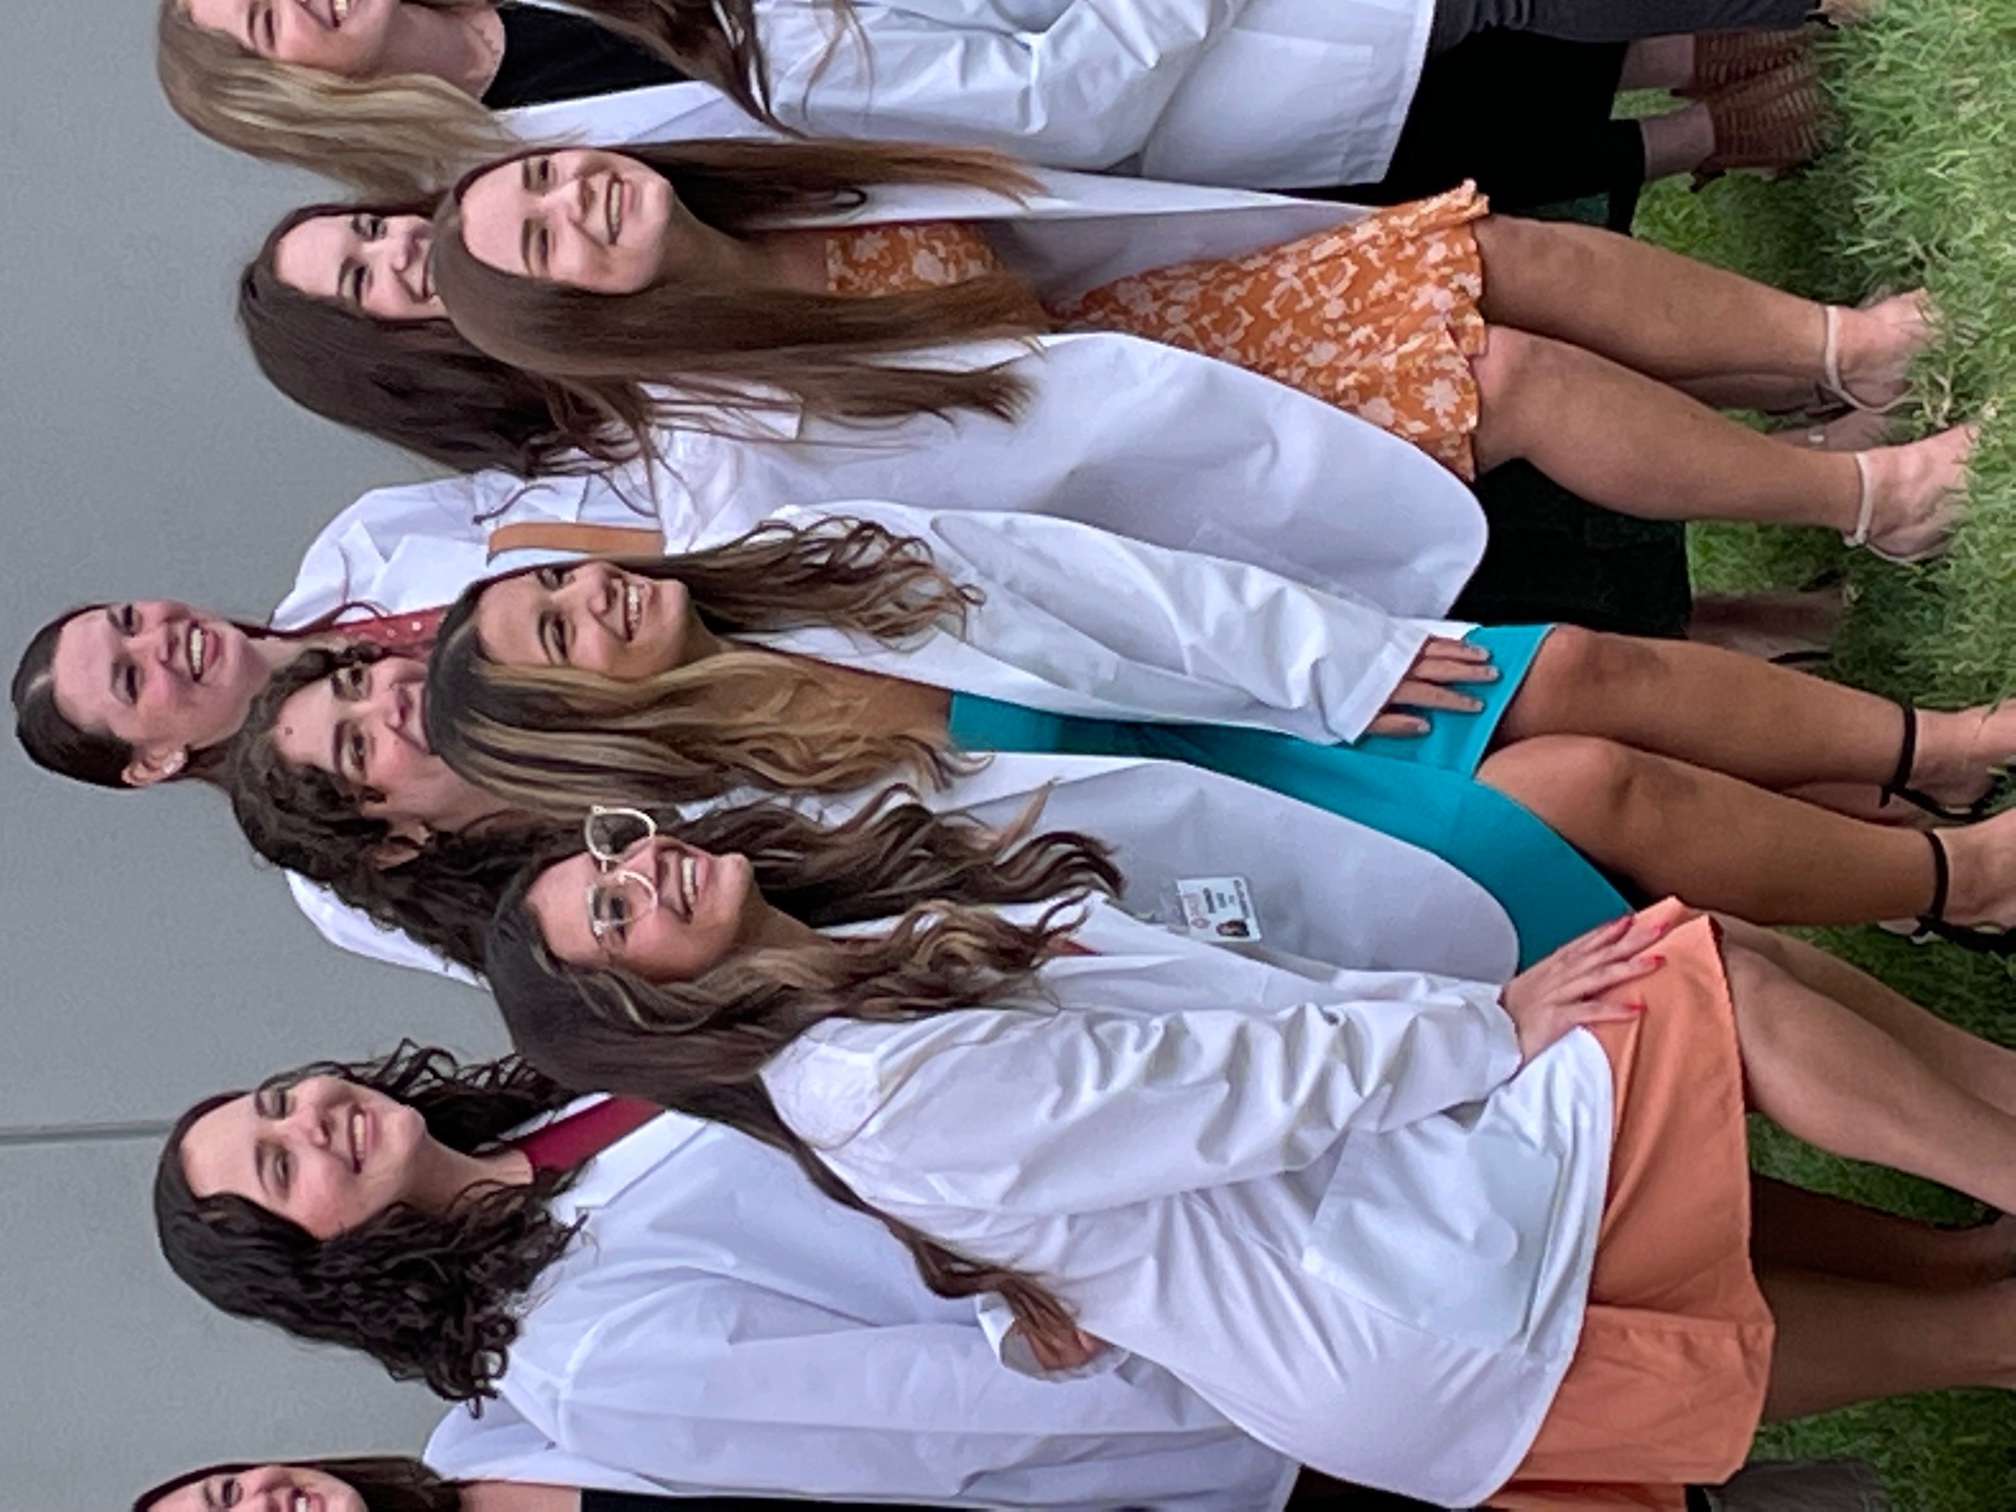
[946,625,1626,968]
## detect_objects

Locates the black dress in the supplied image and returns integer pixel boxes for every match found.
[481,2,692,110]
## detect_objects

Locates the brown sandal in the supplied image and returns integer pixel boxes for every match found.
[1678,26,1818,97]
[1691,56,1835,189]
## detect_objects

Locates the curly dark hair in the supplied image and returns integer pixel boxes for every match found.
[219,643,548,974]
[134,1457,459,1512]
[154,1043,577,1401]
[241,203,638,475]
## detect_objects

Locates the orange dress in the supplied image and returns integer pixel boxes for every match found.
[823,185,1492,478]
[1493,899,1775,1510]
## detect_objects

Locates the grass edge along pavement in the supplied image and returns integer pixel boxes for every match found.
[1624,11,2016,1505]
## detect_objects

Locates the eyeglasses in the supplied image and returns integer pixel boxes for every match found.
[583,805,658,942]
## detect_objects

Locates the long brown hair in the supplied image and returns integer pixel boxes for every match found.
[425,521,980,816]
[486,795,1119,1335]
[157,0,800,196]
[432,139,1048,429]
[243,202,642,474]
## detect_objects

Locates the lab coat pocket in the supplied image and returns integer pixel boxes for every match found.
[1303,1110,1572,1349]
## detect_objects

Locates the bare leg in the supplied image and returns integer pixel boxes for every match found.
[1720,917,2016,1112]
[1471,215,1926,401]
[1496,626,2016,799]
[1751,1177,2016,1289]
[1686,586,1843,663]
[1468,328,1968,555]
[1639,101,1715,182]
[1728,941,2016,1214]
[1618,35,1694,90]
[1476,734,1941,923]
[1760,1268,2016,1418]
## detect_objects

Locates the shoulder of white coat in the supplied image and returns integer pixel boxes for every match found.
[281,871,484,985]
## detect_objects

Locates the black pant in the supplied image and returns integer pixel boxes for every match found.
[1430,0,1811,50]
[1300,30,1642,220]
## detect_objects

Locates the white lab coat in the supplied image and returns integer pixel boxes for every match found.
[432,1095,1302,1507]
[495,336,1487,621]
[273,485,1519,985]
[763,896,1617,1506]
[504,0,1434,187]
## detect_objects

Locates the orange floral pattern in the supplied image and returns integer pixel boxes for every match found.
[823,185,1492,478]
[824,222,1007,296]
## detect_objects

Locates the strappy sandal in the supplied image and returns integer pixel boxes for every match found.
[1880,703,2005,822]
[1911,831,2016,955]
[1691,57,1834,190]
[1840,453,1910,563]
[1678,27,1817,97]
[1841,424,1977,564]
[1819,302,1911,414]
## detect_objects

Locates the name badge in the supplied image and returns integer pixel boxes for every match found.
[1172,875,1263,943]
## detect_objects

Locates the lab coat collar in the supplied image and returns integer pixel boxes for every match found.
[539,1096,714,1223]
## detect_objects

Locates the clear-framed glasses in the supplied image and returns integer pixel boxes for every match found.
[583,805,658,941]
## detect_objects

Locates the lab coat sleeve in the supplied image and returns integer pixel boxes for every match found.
[285,873,485,987]
[546,1280,1266,1497]
[796,974,1522,1215]
[765,0,1248,167]
[770,500,1451,741]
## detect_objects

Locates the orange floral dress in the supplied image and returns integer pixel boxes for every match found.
[822,184,1492,478]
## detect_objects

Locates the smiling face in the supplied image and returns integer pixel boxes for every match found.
[526,833,765,978]
[456,149,684,293]
[273,210,442,320]
[147,1464,365,1512]
[177,1075,433,1239]
[269,655,503,838]
[471,561,715,680]
[49,602,264,783]
[184,0,396,76]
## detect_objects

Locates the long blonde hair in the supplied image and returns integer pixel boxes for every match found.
[425,520,980,816]
[156,0,796,196]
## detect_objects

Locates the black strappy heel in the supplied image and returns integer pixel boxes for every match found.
[1911,830,2016,955]
[1882,702,2000,824]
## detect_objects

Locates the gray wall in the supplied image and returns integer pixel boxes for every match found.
[1,5,508,1504]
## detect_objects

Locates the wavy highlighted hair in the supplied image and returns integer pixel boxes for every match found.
[157,0,791,196]
[425,519,981,817]
[486,792,1119,1337]
[432,138,1048,428]
[154,1043,577,1401]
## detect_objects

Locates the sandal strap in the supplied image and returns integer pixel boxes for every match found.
[1924,828,1950,924]
[1841,451,1875,548]
[1880,700,1917,805]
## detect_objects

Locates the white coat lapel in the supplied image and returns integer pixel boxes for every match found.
[542,1105,713,1225]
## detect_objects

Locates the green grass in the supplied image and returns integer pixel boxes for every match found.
[1625,10,2016,1505]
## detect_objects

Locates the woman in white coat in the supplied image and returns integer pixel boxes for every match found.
[432,143,1974,562]
[401,515,2016,945]
[481,802,2016,1509]
[151,867,1307,1512]
[158,0,1830,198]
